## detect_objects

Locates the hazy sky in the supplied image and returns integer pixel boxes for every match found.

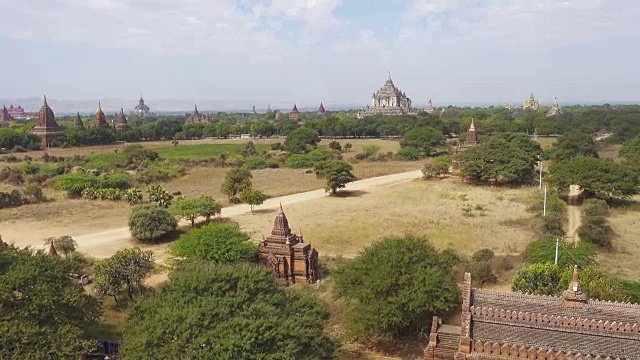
[1,0,639,106]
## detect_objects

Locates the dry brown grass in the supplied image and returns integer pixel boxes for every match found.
[598,144,623,163]
[535,137,557,149]
[598,196,640,280]
[231,179,536,258]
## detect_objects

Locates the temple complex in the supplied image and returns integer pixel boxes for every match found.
[359,72,416,117]
[1,105,12,121]
[523,92,540,110]
[289,104,301,121]
[133,96,151,117]
[274,109,282,121]
[95,103,109,128]
[74,112,85,130]
[425,99,437,114]
[465,119,478,146]
[546,97,563,118]
[318,102,327,118]
[29,96,64,148]
[425,267,640,360]
[257,205,320,284]
[186,104,208,123]
[115,108,131,132]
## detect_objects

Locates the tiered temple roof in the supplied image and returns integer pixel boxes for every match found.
[95,103,109,128]
[359,72,415,117]
[134,96,150,117]
[523,92,540,110]
[116,108,131,132]
[318,102,327,117]
[257,205,319,284]
[29,96,64,147]
[546,97,563,118]
[74,112,85,130]
[289,104,301,121]
[425,268,640,360]
[274,109,282,121]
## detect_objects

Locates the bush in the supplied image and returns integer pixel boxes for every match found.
[472,248,495,262]
[559,265,631,302]
[525,239,596,268]
[128,204,177,243]
[54,172,131,197]
[583,198,610,217]
[361,144,381,158]
[243,156,269,170]
[333,235,460,337]
[328,140,342,151]
[170,223,256,263]
[578,216,614,248]
[147,185,173,208]
[512,263,562,295]
[0,167,24,185]
[536,215,565,240]
[396,146,422,160]
[464,261,497,286]
[134,163,185,184]
[270,142,283,151]
[0,190,25,209]
[22,183,45,202]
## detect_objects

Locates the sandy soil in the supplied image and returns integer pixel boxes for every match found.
[566,184,583,241]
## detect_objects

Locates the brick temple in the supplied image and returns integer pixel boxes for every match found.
[29,96,64,148]
[257,205,319,284]
[425,266,640,359]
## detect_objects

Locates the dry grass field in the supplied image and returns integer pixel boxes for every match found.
[598,197,640,280]
[231,179,537,258]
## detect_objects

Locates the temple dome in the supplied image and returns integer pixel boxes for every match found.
[37,96,58,129]
[95,103,108,128]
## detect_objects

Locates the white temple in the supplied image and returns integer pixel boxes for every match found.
[358,72,417,117]
[546,97,563,117]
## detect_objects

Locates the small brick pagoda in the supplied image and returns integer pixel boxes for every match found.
[29,96,64,148]
[288,104,301,122]
[95,103,109,128]
[74,112,85,130]
[115,108,131,132]
[257,205,319,284]
[425,267,640,359]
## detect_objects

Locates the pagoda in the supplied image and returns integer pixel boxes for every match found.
[116,108,131,132]
[47,240,58,257]
[424,99,436,114]
[29,96,64,148]
[360,72,415,117]
[546,97,563,118]
[466,118,478,145]
[95,103,109,128]
[133,95,150,117]
[288,104,301,121]
[257,205,319,284]
[317,102,328,118]
[523,92,540,110]
[274,109,282,121]
[1,105,13,121]
[187,104,206,123]
[74,112,85,130]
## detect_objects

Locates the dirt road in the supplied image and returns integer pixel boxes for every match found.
[7,170,422,259]
[566,185,583,241]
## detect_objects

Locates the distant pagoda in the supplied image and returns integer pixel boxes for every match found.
[288,104,301,121]
[546,97,563,118]
[358,72,416,118]
[317,102,327,118]
[523,92,540,110]
[187,104,208,123]
[74,112,85,130]
[95,103,109,128]
[133,95,151,117]
[274,109,282,121]
[424,99,436,114]
[466,118,478,145]
[116,108,131,132]
[29,96,64,148]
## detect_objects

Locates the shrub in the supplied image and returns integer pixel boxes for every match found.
[525,239,596,268]
[583,198,610,217]
[328,140,342,151]
[241,141,258,157]
[0,167,24,185]
[170,223,256,263]
[361,144,381,158]
[239,188,268,212]
[559,265,631,302]
[123,188,143,205]
[270,142,283,151]
[22,183,45,202]
[577,216,614,248]
[135,164,185,184]
[464,261,497,286]
[128,204,177,243]
[396,146,422,160]
[512,263,562,296]
[0,190,25,209]
[147,185,173,208]
[54,172,131,197]
[472,248,495,263]
[243,156,268,170]
[536,215,565,240]
[285,154,313,168]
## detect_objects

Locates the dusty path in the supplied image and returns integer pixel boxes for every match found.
[566,185,583,241]
[8,170,422,258]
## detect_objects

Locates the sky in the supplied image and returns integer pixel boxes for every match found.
[1,0,639,108]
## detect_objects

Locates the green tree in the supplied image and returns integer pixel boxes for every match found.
[459,133,542,185]
[241,141,258,157]
[619,136,640,170]
[239,188,268,212]
[171,223,256,264]
[400,127,445,156]
[328,140,342,151]
[361,144,381,158]
[549,132,599,162]
[93,247,154,304]
[559,265,631,302]
[146,184,173,208]
[511,262,562,295]
[547,157,640,198]
[525,239,596,268]
[43,235,77,257]
[314,160,357,194]
[333,235,460,337]
[422,155,452,179]
[284,127,320,154]
[169,196,221,227]
[121,262,338,359]
[220,168,253,202]
[344,142,353,152]
[128,204,178,243]
[0,245,101,359]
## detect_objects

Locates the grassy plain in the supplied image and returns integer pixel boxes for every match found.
[599,196,640,279]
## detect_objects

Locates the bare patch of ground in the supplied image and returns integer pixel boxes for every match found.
[566,185,583,241]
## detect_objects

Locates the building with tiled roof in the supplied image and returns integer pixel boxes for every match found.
[257,205,319,284]
[425,267,640,359]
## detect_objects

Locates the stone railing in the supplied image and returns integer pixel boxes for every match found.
[472,340,625,360]
[470,306,640,336]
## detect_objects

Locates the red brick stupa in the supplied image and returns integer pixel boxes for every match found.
[257,205,319,284]
[29,96,64,148]
[288,104,301,121]
[317,102,327,118]
[115,108,130,132]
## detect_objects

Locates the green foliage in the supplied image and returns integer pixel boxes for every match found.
[171,223,256,264]
[155,143,269,160]
[583,198,610,217]
[128,204,177,243]
[93,247,155,304]
[134,163,185,184]
[284,127,320,154]
[472,248,495,262]
[147,184,173,208]
[0,189,25,209]
[54,172,131,197]
[512,263,563,295]
[333,235,460,337]
[559,265,631,302]
[314,160,357,194]
[396,146,422,160]
[525,239,596,268]
[619,136,640,170]
[243,155,269,170]
[344,143,353,152]
[284,148,334,168]
[169,196,221,227]
[621,281,640,303]
[464,260,497,286]
[400,127,445,156]
[241,141,258,157]
[220,168,253,201]
[121,262,338,359]
[44,236,77,257]
[548,157,640,199]
[578,215,614,248]
[123,188,143,205]
[0,245,101,359]
[549,132,599,162]
[84,152,128,170]
[239,188,268,212]
[459,133,542,185]
[0,128,41,151]
[361,144,382,158]
[422,155,452,179]
[22,183,45,202]
[328,140,342,151]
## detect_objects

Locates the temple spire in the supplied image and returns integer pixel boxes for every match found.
[48,240,58,257]
[568,265,581,292]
